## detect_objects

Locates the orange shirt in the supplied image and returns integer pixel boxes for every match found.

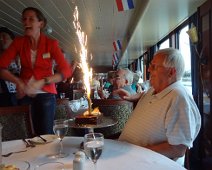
[0,33,72,94]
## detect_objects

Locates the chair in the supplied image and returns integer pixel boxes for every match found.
[92,99,134,139]
[0,105,34,141]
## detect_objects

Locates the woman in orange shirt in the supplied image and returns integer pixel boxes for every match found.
[0,7,72,135]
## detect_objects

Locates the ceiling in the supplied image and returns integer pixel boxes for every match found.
[0,0,207,69]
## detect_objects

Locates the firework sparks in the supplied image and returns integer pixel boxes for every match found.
[73,6,92,115]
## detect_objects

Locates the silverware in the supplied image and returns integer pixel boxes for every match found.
[38,135,47,142]
[27,139,36,147]
[22,138,35,147]
[2,149,27,157]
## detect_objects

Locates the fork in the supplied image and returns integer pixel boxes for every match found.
[22,138,35,147]
[2,150,27,157]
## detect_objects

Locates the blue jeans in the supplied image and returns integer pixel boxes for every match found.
[18,93,56,135]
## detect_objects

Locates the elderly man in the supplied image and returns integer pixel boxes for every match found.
[109,68,136,99]
[118,48,201,166]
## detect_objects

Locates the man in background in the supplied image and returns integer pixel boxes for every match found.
[109,68,136,99]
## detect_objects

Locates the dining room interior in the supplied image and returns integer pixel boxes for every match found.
[1,0,212,170]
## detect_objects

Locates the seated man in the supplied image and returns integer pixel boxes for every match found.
[109,68,136,99]
[118,48,201,166]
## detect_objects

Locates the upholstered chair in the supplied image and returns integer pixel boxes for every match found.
[0,105,34,141]
[92,99,134,139]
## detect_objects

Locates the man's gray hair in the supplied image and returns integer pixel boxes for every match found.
[155,48,185,80]
[118,68,134,84]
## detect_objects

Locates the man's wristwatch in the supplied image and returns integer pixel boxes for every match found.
[44,77,51,85]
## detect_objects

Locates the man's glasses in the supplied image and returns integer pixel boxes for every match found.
[149,63,166,70]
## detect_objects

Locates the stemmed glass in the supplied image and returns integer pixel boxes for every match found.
[84,133,104,170]
[48,119,69,158]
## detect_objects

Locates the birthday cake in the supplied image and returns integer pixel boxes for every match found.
[75,107,102,125]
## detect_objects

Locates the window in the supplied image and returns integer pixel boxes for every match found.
[179,25,192,92]
[159,39,170,49]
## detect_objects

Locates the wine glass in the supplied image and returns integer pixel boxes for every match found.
[48,119,69,158]
[84,133,104,170]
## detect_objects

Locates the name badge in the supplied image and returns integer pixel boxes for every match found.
[42,52,50,59]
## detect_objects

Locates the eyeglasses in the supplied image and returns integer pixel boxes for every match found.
[115,75,124,80]
[149,63,166,70]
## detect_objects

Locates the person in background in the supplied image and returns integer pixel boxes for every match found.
[135,70,143,84]
[118,48,201,166]
[109,68,136,99]
[131,72,142,93]
[0,7,72,135]
[0,27,20,106]
[103,70,116,93]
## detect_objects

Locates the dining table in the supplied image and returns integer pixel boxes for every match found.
[2,136,186,170]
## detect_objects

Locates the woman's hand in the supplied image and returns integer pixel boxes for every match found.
[16,79,26,99]
[25,78,44,97]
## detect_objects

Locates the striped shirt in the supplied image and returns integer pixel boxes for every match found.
[119,81,201,148]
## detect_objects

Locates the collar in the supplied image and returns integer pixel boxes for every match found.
[151,81,182,99]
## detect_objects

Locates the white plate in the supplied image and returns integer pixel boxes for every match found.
[34,162,65,170]
[31,135,57,144]
[3,160,30,170]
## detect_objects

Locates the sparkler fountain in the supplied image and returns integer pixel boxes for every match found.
[73,6,93,115]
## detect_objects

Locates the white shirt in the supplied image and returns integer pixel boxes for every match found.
[119,81,201,164]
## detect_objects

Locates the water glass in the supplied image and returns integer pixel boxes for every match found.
[84,133,104,170]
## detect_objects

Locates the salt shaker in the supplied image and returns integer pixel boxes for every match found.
[73,151,86,170]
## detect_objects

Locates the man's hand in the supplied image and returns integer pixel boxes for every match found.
[112,88,130,99]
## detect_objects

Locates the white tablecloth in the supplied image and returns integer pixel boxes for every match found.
[2,137,186,170]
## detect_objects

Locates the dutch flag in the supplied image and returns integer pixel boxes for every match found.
[113,40,122,51]
[116,0,134,12]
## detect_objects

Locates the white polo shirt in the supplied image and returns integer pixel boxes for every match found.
[119,81,201,149]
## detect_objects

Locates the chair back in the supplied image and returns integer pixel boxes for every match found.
[92,99,133,138]
[0,105,34,141]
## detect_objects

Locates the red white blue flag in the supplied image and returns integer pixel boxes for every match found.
[113,40,122,51]
[116,0,134,12]
[113,52,119,65]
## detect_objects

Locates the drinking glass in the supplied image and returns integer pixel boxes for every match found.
[48,119,69,158]
[69,100,81,112]
[84,133,104,170]
[60,93,65,99]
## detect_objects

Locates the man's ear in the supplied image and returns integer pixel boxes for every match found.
[169,68,176,77]
[125,79,129,85]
